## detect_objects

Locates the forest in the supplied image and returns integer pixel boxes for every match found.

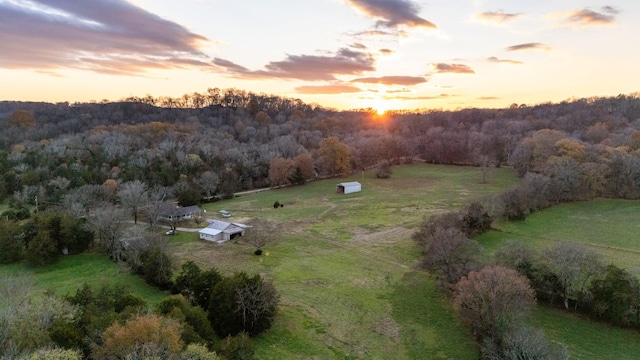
[1,89,640,359]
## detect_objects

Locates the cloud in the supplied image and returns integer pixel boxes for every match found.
[385,88,412,93]
[551,7,619,27]
[477,96,500,100]
[430,63,475,74]
[379,48,394,55]
[0,0,212,74]
[487,57,523,65]
[474,11,522,24]
[214,48,376,81]
[505,43,552,51]
[387,93,455,100]
[345,0,436,29]
[295,85,363,94]
[351,76,427,85]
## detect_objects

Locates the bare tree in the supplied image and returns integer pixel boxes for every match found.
[118,180,149,224]
[543,242,604,309]
[240,218,279,254]
[413,214,480,284]
[454,265,536,347]
[86,205,127,259]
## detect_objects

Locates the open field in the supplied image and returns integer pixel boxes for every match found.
[172,164,518,359]
[1,253,166,306]
[5,165,640,358]
[476,199,640,275]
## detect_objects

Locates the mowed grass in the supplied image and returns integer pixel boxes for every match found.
[530,307,640,360]
[476,199,640,274]
[174,164,518,359]
[0,253,166,306]
[475,198,640,359]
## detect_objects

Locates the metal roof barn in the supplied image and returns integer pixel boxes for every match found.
[336,181,361,194]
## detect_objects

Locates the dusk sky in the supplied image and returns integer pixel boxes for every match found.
[1,0,639,111]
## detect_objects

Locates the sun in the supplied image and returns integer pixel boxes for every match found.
[376,107,386,116]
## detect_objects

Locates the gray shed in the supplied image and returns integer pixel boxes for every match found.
[336,181,361,194]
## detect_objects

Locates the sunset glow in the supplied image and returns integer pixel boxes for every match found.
[1,0,639,110]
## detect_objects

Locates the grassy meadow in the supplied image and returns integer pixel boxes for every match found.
[476,199,640,275]
[4,164,640,359]
[173,164,518,359]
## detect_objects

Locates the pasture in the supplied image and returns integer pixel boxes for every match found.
[5,164,640,358]
[176,164,518,359]
[476,199,640,275]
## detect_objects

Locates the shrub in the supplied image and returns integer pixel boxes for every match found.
[273,201,280,208]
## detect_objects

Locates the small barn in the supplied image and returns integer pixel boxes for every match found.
[199,220,250,243]
[336,181,362,194]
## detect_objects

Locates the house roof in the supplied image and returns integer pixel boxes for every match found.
[205,220,250,233]
[199,227,222,236]
[160,205,201,217]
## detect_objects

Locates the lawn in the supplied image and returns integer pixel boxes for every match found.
[0,253,167,306]
[476,199,640,274]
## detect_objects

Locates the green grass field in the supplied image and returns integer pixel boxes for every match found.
[1,253,166,306]
[4,165,640,359]
[175,164,517,359]
[476,199,640,274]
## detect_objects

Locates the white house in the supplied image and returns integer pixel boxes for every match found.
[199,219,250,243]
[336,181,361,194]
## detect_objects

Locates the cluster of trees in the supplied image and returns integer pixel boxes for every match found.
[413,205,569,358]
[414,180,640,358]
[0,262,278,360]
[0,213,93,267]
[497,241,640,328]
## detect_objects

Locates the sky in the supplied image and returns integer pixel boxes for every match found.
[1,0,639,111]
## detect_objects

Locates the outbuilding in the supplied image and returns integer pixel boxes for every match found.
[336,181,361,194]
[199,219,250,243]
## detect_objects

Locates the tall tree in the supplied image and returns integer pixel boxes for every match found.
[318,136,352,176]
[454,265,536,348]
[543,242,603,309]
[118,180,149,224]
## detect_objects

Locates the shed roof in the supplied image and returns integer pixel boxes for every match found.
[199,227,222,236]
[337,181,361,187]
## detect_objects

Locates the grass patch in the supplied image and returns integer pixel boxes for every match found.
[531,306,640,360]
[0,253,166,306]
[477,199,640,274]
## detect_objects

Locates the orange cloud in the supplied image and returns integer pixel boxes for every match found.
[552,7,619,27]
[430,63,475,74]
[295,85,362,94]
[505,43,552,51]
[487,57,523,65]
[214,48,376,81]
[475,11,522,24]
[351,76,427,85]
[345,0,437,29]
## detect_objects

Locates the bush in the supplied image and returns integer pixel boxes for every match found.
[217,332,255,360]
[273,201,280,208]
[375,162,392,179]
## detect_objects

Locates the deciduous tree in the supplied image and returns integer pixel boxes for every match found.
[318,136,352,176]
[453,265,535,346]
